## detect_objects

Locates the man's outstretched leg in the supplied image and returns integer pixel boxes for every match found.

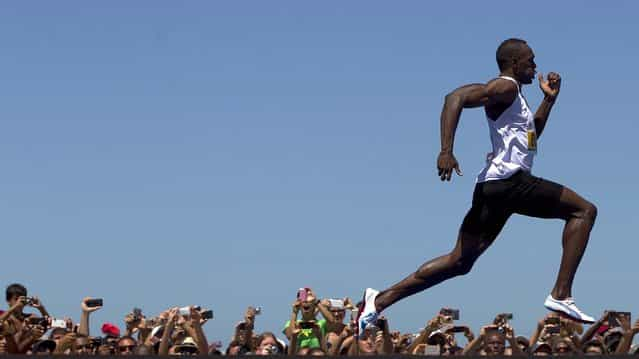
[505,174,597,323]
[356,195,511,334]
[536,187,597,322]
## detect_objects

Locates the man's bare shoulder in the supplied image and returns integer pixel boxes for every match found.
[485,78,518,105]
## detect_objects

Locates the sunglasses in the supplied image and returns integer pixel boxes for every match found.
[118,345,136,352]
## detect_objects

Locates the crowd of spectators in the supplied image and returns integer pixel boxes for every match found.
[2,283,639,356]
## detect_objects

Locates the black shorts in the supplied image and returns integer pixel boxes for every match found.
[461,170,564,236]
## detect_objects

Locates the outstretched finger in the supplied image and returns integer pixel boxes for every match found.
[454,164,463,176]
[446,169,452,181]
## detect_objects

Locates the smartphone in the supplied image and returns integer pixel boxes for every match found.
[451,326,468,333]
[608,311,631,327]
[376,318,389,332]
[545,317,560,325]
[328,299,345,310]
[178,306,191,316]
[85,298,103,308]
[299,321,316,329]
[440,308,460,320]
[546,325,560,334]
[297,288,308,302]
[132,307,142,320]
[201,310,214,320]
[51,319,67,329]
[499,313,513,320]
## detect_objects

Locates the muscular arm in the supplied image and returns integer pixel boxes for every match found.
[533,96,556,138]
[534,72,561,139]
[438,80,517,181]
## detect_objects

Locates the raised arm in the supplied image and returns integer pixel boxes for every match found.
[78,297,102,337]
[533,72,560,138]
[438,80,517,181]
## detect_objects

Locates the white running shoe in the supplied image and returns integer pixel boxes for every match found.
[543,295,595,323]
[356,288,380,337]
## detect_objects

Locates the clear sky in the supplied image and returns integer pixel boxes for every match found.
[1,0,638,343]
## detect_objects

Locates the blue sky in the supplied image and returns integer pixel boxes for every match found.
[1,1,638,343]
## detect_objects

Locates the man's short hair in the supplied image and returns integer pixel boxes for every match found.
[6,283,27,301]
[496,38,528,71]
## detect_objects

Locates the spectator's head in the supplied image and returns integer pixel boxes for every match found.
[583,339,606,356]
[173,336,199,356]
[49,327,68,343]
[256,332,284,355]
[483,329,506,356]
[134,344,154,356]
[307,348,326,356]
[208,341,223,355]
[299,289,318,320]
[74,335,91,355]
[0,336,8,354]
[441,341,461,356]
[31,339,56,355]
[116,336,137,356]
[328,301,347,324]
[297,347,311,356]
[532,342,552,356]
[6,283,27,306]
[516,336,530,353]
[551,337,575,356]
[357,329,377,354]
[226,340,250,356]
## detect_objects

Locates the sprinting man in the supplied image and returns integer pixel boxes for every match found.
[357,38,598,333]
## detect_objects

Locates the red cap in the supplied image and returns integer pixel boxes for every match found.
[101,322,121,337]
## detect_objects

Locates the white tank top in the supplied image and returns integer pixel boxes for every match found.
[476,76,537,183]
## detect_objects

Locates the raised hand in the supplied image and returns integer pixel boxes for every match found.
[437,151,462,181]
[190,307,202,326]
[30,297,44,310]
[292,300,302,314]
[343,297,354,310]
[81,297,102,314]
[167,308,179,324]
[11,296,27,312]
[538,72,561,98]
[30,325,46,341]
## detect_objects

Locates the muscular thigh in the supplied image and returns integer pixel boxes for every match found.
[456,182,513,257]
[508,172,584,220]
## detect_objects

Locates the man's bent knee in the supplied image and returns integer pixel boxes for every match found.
[452,257,475,276]
[579,202,598,223]
[447,252,476,276]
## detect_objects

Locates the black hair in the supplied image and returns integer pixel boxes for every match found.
[6,283,27,301]
[496,38,528,71]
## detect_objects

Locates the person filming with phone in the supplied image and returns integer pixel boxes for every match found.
[283,287,334,353]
